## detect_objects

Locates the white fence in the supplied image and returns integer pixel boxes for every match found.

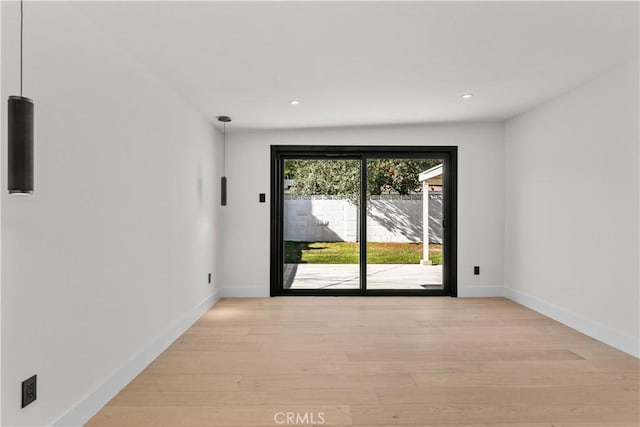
[284,193,442,243]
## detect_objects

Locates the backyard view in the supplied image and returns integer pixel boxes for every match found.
[282,157,444,291]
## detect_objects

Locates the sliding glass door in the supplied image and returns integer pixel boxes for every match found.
[365,158,444,291]
[283,158,361,290]
[270,146,457,296]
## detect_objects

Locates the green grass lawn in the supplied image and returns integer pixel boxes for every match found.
[285,241,442,265]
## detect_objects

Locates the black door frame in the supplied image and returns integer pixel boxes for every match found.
[270,145,457,297]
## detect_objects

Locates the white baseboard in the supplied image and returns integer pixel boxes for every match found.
[52,290,220,427]
[458,285,504,297]
[220,286,269,297]
[504,287,639,358]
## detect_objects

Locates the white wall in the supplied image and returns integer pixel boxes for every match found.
[1,3,222,426]
[504,60,640,357]
[222,122,504,297]
[0,3,3,423]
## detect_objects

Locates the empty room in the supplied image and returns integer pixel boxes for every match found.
[1,1,638,426]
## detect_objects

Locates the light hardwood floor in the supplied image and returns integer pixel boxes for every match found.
[87,297,639,426]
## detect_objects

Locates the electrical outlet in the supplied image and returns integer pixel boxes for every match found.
[22,375,37,408]
[208,273,212,284]
[259,193,266,203]
[474,266,480,275]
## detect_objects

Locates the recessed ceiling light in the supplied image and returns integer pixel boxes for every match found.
[462,93,474,99]
[289,100,300,105]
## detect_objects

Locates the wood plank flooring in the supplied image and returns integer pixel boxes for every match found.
[87,297,639,426]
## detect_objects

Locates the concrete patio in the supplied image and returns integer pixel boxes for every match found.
[284,263,443,290]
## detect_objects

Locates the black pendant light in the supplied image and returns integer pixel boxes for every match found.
[218,115,231,206]
[8,0,34,195]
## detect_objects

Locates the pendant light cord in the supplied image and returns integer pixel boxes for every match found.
[20,0,23,96]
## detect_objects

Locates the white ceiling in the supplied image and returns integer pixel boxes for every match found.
[75,1,639,130]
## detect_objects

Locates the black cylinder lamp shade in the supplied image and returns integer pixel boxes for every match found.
[8,95,34,194]
[221,176,227,206]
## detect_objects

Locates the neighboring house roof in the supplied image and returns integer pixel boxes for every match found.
[419,164,443,182]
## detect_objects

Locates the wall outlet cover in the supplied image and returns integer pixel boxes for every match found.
[22,375,37,408]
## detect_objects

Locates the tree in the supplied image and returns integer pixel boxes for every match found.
[286,159,441,199]
[366,159,440,195]
[287,160,361,199]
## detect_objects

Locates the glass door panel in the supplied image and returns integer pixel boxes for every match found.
[283,159,361,290]
[365,158,444,290]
